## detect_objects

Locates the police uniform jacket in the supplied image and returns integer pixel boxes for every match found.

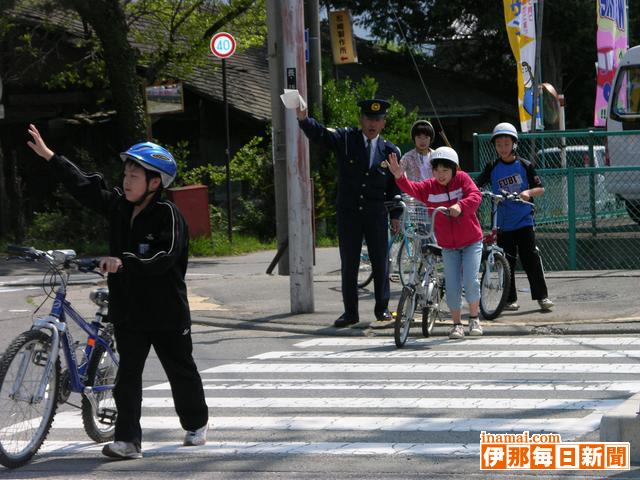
[299,117,402,219]
[49,154,191,332]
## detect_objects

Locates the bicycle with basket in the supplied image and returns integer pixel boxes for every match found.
[0,246,118,468]
[393,196,449,348]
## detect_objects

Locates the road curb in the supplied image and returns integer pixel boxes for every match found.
[600,393,640,463]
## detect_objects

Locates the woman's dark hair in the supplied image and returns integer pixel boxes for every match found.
[411,120,435,141]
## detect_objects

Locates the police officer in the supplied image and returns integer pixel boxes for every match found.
[297,99,402,328]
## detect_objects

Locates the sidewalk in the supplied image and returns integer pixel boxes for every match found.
[2,247,640,336]
[184,247,640,337]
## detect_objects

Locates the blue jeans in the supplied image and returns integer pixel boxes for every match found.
[441,241,482,311]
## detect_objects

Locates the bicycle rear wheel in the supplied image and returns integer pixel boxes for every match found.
[358,243,374,288]
[422,278,443,337]
[81,338,118,443]
[388,234,403,283]
[479,252,511,320]
[0,330,60,468]
[394,288,417,348]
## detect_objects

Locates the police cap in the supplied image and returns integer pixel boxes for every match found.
[357,99,391,119]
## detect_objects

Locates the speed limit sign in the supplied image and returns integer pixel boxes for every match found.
[210,32,236,59]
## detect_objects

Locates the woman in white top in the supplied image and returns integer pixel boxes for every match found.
[400,120,435,181]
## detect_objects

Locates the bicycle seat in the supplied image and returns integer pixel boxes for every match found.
[421,243,442,257]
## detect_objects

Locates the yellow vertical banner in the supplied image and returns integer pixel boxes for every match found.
[503,0,537,131]
[329,10,358,65]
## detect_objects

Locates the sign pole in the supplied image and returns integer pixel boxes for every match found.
[222,58,232,242]
[210,32,237,242]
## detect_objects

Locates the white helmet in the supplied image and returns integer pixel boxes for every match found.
[430,146,459,169]
[491,122,519,143]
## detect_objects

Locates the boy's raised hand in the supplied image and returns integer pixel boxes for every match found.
[27,124,55,161]
[387,152,404,179]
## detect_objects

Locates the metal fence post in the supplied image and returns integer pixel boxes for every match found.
[473,133,479,171]
[588,130,596,235]
[567,167,577,270]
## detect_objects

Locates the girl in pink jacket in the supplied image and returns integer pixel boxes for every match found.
[388,146,483,339]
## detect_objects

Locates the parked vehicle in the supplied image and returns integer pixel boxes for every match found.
[606,45,640,224]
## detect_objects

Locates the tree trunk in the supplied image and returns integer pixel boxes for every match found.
[68,0,147,148]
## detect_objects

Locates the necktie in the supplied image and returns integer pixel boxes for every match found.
[366,139,372,168]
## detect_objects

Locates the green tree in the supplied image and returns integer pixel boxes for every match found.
[333,0,613,128]
[0,0,266,146]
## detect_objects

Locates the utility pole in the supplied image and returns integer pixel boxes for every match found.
[282,0,314,313]
[266,0,289,274]
[304,0,324,237]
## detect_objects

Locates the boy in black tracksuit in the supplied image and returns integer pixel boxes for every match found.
[27,124,208,459]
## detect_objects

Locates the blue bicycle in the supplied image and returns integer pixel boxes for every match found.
[0,246,118,468]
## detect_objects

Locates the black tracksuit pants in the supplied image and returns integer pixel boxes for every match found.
[112,325,209,447]
[497,225,548,303]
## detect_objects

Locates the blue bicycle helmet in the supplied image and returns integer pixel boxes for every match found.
[120,142,177,188]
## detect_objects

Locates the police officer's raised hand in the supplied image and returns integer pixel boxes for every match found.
[296,107,307,121]
[387,152,404,179]
[27,124,55,161]
[99,256,123,274]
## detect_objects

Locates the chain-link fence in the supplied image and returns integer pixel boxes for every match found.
[472,129,640,270]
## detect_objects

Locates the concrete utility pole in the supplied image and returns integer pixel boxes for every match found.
[266,0,289,275]
[282,0,314,313]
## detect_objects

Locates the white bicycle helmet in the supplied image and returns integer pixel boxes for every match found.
[491,122,519,143]
[430,146,459,171]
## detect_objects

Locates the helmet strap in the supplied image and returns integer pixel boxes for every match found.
[130,181,159,207]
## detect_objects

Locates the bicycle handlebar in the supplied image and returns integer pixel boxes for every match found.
[481,190,534,207]
[7,245,102,274]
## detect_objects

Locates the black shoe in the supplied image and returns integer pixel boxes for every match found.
[374,309,392,321]
[334,314,359,328]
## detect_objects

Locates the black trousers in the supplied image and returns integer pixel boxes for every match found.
[112,325,209,446]
[497,225,548,302]
[337,209,390,320]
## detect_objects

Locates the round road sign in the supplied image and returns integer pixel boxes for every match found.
[210,32,236,59]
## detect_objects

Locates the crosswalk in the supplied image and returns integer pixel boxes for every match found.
[38,334,640,459]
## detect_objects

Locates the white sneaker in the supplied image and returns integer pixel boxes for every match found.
[504,302,519,311]
[102,441,142,459]
[538,298,554,311]
[184,423,208,446]
[448,323,465,339]
[469,318,483,336]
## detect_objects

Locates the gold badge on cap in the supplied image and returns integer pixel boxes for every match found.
[371,102,381,111]
[380,160,389,168]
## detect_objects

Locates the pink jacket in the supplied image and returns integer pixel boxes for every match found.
[395,171,483,249]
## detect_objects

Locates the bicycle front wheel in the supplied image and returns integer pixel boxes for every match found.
[81,341,118,443]
[394,288,417,348]
[479,252,512,320]
[0,330,60,468]
[422,279,443,337]
[397,240,416,287]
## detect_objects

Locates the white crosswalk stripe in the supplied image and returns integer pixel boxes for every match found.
[37,335,640,458]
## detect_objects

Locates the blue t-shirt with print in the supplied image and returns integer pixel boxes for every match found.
[476,157,543,232]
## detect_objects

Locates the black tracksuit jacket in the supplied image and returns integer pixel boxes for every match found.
[49,154,191,332]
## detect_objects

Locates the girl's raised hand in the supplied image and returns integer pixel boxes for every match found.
[386,152,404,179]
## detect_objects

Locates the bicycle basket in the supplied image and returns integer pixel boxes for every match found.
[402,196,431,240]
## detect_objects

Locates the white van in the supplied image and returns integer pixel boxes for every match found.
[606,45,640,224]
[537,146,618,217]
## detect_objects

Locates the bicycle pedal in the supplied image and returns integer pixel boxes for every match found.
[98,408,117,425]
